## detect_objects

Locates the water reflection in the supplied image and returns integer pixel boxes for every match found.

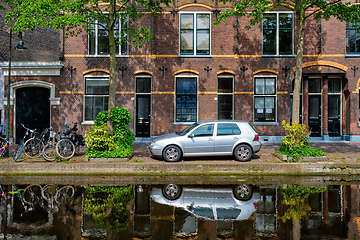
[0,183,359,239]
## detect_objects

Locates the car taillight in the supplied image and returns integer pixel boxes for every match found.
[253,135,259,141]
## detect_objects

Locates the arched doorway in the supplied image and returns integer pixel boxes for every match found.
[15,87,50,142]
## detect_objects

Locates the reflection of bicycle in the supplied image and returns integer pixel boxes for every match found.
[56,122,85,159]
[0,136,9,157]
[13,124,38,162]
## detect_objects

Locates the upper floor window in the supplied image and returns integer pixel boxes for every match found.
[176,77,197,122]
[346,22,360,54]
[84,76,109,121]
[89,16,128,56]
[263,12,293,56]
[180,13,210,55]
[254,77,276,122]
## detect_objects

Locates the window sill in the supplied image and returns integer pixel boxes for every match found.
[82,121,95,125]
[345,54,360,58]
[86,55,129,58]
[253,122,279,126]
[178,55,212,58]
[261,55,295,58]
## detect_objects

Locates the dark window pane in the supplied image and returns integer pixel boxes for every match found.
[84,96,109,121]
[89,27,95,55]
[329,78,341,93]
[192,124,214,137]
[279,29,292,55]
[218,78,233,93]
[136,77,151,93]
[176,78,197,122]
[98,29,109,55]
[85,78,109,95]
[263,29,276,55]
[217,124,233,135]
[218,95,232,119]
[263,14,276,29]
[309,79,321,93]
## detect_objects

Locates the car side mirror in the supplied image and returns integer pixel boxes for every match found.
[188,133,194,138]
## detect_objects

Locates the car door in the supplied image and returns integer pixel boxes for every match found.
[214,123,241,154]
[183,123,215,155]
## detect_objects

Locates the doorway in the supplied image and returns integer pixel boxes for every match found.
[135,76,151,137]
[15,87,50,143]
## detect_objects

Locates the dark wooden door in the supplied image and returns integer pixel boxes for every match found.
[15,87,50,143]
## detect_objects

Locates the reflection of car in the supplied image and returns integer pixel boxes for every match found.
[149,120,261,162]
[150,184,260,221]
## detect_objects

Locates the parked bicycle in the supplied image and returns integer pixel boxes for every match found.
[56,122,85,159]
[24,126,53,158]
[0,136,9,157]
[42,128,59,162]
[13,123,38,162]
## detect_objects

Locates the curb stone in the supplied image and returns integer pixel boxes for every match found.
[273,153,327,162]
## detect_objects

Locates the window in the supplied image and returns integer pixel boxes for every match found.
[180,13,210,55]
[192,124,214,137]
[176,77,197,122]
[89,16,128,55]
[218,77,233,119]
[217,123,241,136]
[254,77,276,122]
[263,12,293,55]
[346,22,360,54]
[84,76,109,121]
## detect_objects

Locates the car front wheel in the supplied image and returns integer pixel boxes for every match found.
[234,144,252,161]
[163,145,182,162]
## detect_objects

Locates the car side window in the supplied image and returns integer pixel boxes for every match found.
[192,124,214,137]
[217,123,241,136]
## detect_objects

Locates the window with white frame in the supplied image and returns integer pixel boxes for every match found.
[218,76,233,120]
[254,77,276,122]
[84,76,109,121]
[176,77,197,122]
[89,16,128,56]
[180,13,210,55]
[346,22,360,54]
[263,12,293,55]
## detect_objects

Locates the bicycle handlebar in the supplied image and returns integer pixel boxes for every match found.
[20,123,36,133]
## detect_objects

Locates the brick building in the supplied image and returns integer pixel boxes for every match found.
[1,1,360,142]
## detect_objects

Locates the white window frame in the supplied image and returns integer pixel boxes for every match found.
[83,75,109,123]
[262,11,294,56]
[254,75,277,123]
[88,15,128,56]
[174,75,198,123]
[179,12,211,56]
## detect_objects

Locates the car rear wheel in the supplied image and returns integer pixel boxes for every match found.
[234,144,252,161]
[163,145,182,162]
[233,184,253,201]
[162,184,182,200]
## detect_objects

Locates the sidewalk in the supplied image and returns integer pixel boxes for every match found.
[0,142,359,177]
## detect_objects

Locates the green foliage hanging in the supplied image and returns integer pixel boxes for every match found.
[83,185,134,232]
[281,185,326,222]
[84,107,135,159]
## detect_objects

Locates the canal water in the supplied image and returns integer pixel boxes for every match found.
[0,176,359,240]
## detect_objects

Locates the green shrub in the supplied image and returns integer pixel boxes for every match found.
[275,120,326,162]
[84,107,135,159]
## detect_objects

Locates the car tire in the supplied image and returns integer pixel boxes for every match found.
[162,184,182,200]
[234,144,252,162]
[233,184,253,201]
[163,145,182,162]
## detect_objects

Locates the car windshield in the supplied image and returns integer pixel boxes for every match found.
[177,123,199,136]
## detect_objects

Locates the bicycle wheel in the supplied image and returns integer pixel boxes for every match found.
[23,184,42,205]
[24,138,44,158]
[0,148,5,157]
[41,184,57,202]
[13,142,24,162]
[56,139,75,159]
[55,185,74,204]
[42,142,56,162]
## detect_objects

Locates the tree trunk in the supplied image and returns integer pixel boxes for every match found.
[292,5,306,124]
[107,1,117,133]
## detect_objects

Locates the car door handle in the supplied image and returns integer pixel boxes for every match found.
[234,137,239,140]
[209,138,214,141]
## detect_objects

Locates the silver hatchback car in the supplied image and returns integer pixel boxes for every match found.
[149,120,261,162]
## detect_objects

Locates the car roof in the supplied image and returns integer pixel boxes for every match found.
[196,120,248,124]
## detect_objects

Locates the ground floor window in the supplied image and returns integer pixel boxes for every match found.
[84,76,109,121]
[254,77,276,122]
[175,77,197,122]
[218,76,233,119]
